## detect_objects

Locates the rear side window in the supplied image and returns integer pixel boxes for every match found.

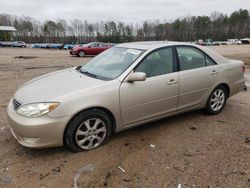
[90,43,99,47]
[205,56,216,66]
[177,47,206,71]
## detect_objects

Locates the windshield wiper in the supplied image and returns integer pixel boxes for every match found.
[76,66,110,80]
[76,65,82,71]
[78,69,97,78]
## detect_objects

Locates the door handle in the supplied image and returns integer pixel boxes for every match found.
[211,70,219,75]
[168,79,177,85]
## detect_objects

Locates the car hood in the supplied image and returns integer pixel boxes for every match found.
[72,45,86,50]
[14,68,106,104]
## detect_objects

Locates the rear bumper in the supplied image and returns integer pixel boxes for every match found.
[229,78,245,97]
[7,99,70,149]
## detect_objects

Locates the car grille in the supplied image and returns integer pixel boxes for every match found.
[13,99,21,110]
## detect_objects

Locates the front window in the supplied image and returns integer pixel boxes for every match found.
[134,47,174,77]
[80,47,144,80]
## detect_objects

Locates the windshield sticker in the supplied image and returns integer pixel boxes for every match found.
[126,49,141,55]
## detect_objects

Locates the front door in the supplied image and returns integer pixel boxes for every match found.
[120,47,179,125]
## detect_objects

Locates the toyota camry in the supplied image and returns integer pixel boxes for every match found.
[7,41,245,152]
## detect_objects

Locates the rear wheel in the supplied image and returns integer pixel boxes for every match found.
[204,85,228,115]
[64,109,112,152]
[78,50,85,57]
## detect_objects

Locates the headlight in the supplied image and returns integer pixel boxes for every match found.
[16,103,60,118]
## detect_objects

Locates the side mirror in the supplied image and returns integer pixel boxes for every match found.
[88,46,91,48]
[127,72,146,82]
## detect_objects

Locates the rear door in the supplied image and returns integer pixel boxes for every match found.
[98,43,109,54]
[87,43,100,55]
[176,46,219,111]
[120,47,179,125]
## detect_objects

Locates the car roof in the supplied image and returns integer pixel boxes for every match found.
[116,41,230,65]
[116,41,194,50]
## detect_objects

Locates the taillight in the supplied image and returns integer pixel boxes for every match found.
[242,65,245,73]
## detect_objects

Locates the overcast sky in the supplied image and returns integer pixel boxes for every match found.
[0,0,249,23]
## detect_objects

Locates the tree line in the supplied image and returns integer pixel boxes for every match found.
[0,9,249,43]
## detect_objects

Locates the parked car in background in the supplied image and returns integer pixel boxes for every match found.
[241,38,250,44]
[31,43,63,49]
[70,42,112,57]
[63,44,75,50]
[226,39,242,45]
[217,41,227,45]
[31,44,39,48]
[12,41,27,48]
[47,43,64,49]
[2,41,13,47]
[212,41,221,46]
[236,40,242,45]
[196,39,206,46]
[205,39,214,46]
[7,41,245,152]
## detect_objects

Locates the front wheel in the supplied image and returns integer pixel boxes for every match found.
[204,85,228,115]
[64,109,112,152]
[78,50,85,57]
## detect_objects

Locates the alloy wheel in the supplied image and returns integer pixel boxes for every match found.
[210,89,225,111]
[75,118,107,150]
[79,51,85,57]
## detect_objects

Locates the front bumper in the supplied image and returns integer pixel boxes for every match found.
[7,100,70,149]
[70,50,77,55]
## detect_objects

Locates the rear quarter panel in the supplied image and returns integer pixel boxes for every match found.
[197,46,245,105]
[196,60,244,108]
[219,60,245,97]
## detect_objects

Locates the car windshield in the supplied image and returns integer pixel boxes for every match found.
[79,47,144,80]
[83,43,91,47]
[82,42,97,47]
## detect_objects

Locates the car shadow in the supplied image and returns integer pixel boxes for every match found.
[113,109,205,139]
[19,109,204,156]
[19,145,70,157]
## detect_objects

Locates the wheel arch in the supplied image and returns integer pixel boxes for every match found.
[217,83,230,98]
[63,106,116,144]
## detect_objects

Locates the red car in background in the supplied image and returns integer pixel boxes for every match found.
[70,42,112,57]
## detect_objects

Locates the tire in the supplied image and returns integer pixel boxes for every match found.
[204,85,228,115]
[78,50,85,57]
[64,109,112,152]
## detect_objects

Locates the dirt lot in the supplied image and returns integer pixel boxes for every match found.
[0,45,250,188]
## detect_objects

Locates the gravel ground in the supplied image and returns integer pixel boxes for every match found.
[0,46,250,188]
